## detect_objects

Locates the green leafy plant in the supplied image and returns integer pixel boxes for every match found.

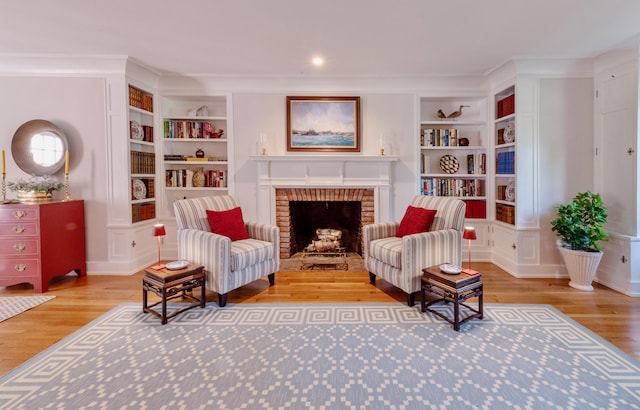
[7,175,64,194]
[551,191,608,252]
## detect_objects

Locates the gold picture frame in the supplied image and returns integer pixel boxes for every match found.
[286,96,361,152]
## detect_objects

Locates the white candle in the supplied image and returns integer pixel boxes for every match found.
[260,132,265,147]
[380,134,385,148]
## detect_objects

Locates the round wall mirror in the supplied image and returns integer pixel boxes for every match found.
[11,119,68,175]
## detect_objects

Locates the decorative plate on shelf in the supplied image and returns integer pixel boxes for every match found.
[166,260,189,271]
[130,120,143,140]
[505,181,516,202]
[132,179,146,200]
[439,154,459,174]
[439,263,462,275]
[504,123,515,143]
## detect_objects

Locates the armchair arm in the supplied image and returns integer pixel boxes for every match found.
[401,229,462,279]
[177,228,231,293]
[363,222,399,264]
[245,221,279,245]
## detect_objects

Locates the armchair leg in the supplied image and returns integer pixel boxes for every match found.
[369,272,376,284]
[268,273,275,286]
[407,292,417,307]
[218,293,228,307]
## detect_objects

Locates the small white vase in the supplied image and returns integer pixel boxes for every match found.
[557,241,603,291]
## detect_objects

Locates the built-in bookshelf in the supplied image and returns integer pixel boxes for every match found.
[159,95,232,216]
[128,84,156,223]
[419,97,488,219]
[494,86,516,225]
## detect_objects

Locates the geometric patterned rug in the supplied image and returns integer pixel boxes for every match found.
[0,296,55,323]
[0,303,639,409]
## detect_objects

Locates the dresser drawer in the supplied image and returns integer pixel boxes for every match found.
[0,238,39,256]
[0,207,39,222]
[0,258,40,277]
[0,222,39,236]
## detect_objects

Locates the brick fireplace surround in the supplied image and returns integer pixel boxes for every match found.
[250,154,398,259]
[275,188,374,259]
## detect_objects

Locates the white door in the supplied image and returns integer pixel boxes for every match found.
[596,62,638,237]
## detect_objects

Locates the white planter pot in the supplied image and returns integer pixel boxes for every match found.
[557,241,603,291]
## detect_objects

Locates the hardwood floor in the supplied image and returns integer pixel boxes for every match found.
[1,261,639,376]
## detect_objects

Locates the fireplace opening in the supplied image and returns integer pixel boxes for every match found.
[289,201,362,255]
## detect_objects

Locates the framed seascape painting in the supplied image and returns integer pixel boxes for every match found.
[286,96,361,152]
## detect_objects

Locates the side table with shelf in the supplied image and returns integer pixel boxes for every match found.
[420,265,483,331]
[143,263,206,325]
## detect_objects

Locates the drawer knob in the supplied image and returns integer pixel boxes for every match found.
[13,243,26,252]
[12,226,26,234]
[12,210,26,219]
[14,264,28,272]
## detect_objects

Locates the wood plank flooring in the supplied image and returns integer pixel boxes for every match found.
[1,261,639,376]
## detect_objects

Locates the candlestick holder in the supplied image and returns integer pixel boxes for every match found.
[261,147,266,155]
[380,147,385,156]
[2,173,5,202]
[63,174,72,201]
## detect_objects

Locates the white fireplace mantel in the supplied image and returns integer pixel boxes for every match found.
[250,155,398,224]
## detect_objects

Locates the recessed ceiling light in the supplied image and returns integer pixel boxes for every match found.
[312,56,324,66]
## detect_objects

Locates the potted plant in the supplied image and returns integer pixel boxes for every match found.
[550,191,608,291]
[7,175,64,203]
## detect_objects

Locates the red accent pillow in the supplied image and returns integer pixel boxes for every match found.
[395,206,437,237]
[206,207,250,241]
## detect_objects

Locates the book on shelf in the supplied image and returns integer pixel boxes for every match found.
[421,128,460,147]
[165,169,227,188]
[420,178,485,197]
[462,200,487,219]
[130,151,155,174]
[164,120,222,139]
[164,154,186,161]
[466,153,486,174]
[496,151,515,174]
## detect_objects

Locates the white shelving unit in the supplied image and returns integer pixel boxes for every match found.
[158,95,233,218]
[128,85,156,224]
[494,87,516,225]
[418,96,488,220]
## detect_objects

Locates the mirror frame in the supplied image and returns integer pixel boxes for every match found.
[11,119,68,176]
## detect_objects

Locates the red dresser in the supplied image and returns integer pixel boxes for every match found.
[0,200,86,293]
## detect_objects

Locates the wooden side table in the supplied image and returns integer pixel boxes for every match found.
[143,263,206,324]
[421,265,483,331]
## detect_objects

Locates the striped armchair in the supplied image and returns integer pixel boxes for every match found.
[173,195,280,307]
[363,196,466,306]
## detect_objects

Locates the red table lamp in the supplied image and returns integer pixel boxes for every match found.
[151,223,166,270]
[462,226,478,275]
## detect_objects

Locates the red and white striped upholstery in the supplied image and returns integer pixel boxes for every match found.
[363,196,465,305]
[174,195,280,306]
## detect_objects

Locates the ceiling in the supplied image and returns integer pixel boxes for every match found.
[1,0,640,77]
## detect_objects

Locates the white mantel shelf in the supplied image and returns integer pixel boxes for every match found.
[249,155,398,162]
[250,154,398,224]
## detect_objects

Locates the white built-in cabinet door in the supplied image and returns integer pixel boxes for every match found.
[596,62,638,237]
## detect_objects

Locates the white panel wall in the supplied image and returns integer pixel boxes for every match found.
[538,78,594,266]
[0,76,109,263]
[232,93,415,222]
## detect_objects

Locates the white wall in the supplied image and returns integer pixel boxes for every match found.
[0,76,109,263]
[232,92,417,222]
[538,78,594,265]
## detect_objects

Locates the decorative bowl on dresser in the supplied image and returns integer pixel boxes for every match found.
[0,200,86,293]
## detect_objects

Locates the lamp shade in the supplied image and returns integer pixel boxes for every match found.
[152,224,166,237]
[463,227,477,240]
